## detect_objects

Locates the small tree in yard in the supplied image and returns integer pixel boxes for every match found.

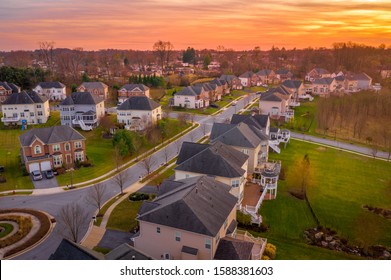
[112,130,135,157]
[85,183,106,214]
[100,115,115,137]
[58,203,89,243]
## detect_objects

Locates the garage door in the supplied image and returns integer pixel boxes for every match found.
[40,161,52,171]
[28,163,40,172]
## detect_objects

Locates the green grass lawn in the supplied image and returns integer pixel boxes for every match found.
[106,198,143,232]
[0,223,14,238]
[0,111,61,192]
[94,194,125,226]
[262,139,391,259]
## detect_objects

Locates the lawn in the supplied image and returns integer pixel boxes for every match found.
[0,111,61,192]
[94,193,125,226]
[262,139,391,259]
[106,198,143,232]
[282,99,317,133]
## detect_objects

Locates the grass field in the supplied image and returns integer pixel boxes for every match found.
[106,198,143,232]
[261,139,391,259]
[0,111,61,192]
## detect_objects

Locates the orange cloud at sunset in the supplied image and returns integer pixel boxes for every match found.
[1,0,390,51]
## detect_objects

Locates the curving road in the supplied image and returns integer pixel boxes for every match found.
[0,92,258,260]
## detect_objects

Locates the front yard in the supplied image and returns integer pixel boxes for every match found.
[260,139,391,259]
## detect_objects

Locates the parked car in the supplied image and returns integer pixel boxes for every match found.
[231,100,237,106]
[45,170,54,179]
[210,103,219,108]
[31,170,43,181]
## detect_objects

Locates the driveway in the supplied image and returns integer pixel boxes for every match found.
[31,176,59,189]
[98,229,133,250]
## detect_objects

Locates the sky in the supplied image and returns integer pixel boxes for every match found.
[1,0,391,51]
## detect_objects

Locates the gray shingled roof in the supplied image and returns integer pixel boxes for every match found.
[276,69,291,75]
[120,84,149,92]
[214,237,254,260]
[60,92,103,106]
[137,176,237,236]
[79,82,108,90]
[49,239,104,260]
[175,87,197,96]
[260,91,284,102]
[220,74,237,82]
[314,68,330,75]
[37,81,65,89]
[175,141,248,178]
[230,114,269,131]
[282,79,302,89]
[105,243,153,260]
[354,72,371,81]
[19,125,85,147]
[256,69,273,76]
[117,96,160,111]
[210,122,267,148]
[239,71,255,78]
[2,91,47,105]
[0,82,12,91]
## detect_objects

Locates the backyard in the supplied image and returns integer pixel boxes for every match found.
[260,139,391,259]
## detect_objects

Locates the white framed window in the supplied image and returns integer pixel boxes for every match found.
[241,149,249,155]
[175,231,181,242]
[34,145,42,154]
[205,238,211,249]
[74,141,82,149]
[53,155,62,166]
[65,143,70,151]
[38,111,43,116]
[75,151,84,162]
[53,144,60,152]
[231,179,240,188]
[37,104,42,108]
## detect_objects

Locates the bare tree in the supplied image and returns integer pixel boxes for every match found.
[113,147,123,172]
[113,169,130,194]
[141,155,156,176]
[85,183,107,214]
[201,123,209,136]
[39,41,55,76]
[58,203,89,243]
[174,140,182,155]
[153,40,174,70]
[189,113,196,124]
[162,146,170,165]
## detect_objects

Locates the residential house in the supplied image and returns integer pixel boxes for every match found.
[19,125,86,172]
[210,122,269,172]
[201,83,221,102]
[59,92,105,130]
[117,84,150,104]
[175,141,249,203]
[33,82,66,101]
[117,96,162,131]
[1,91,50,125]
[173,86,210,109]
[239,71,260,87]
[77,82,109,99]
[230,114,270,136]
[344,75,359,93]
[305,68,331,82]
[281,80,306,100]
[311,78,337,96]
[355,73,372,90]
[134,176,266,260]
[259,88,293,121]
[256,69,277,85]
[0,82,20,103]
[220,74,243,90]
[210,78,230,95]
[275,69,293,82]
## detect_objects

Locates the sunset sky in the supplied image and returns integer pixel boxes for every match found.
[1,0,391,51]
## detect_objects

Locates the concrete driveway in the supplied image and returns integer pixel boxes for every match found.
[98,229,133,250]
[31,176,59,189]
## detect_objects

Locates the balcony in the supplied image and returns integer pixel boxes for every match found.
[231,230,267,260]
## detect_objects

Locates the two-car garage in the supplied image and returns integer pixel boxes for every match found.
[28,161,52,172]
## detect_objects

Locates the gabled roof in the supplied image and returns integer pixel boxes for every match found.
[120,84,149,92]
[210,78,225,86]
[60,92,103,106]
[0,82,12,91]
[19,125,85,147]
[49,239,104,260]
[239,71,255,78]
[117,96,160,111]
[175,85,207,97]
[312,68,330,75]
[2,91,47,105]
[78,82,108,90]
[230,114,269,131]
[175,141,248,178]
[354,72,372,81]
[105,243,153,260]
[214,237,254,260]
[282,79,302,89]
[220,74,238,82]
[256,69,274,76]
[210,122,268,148]
[36,82,65,89]
[275,69,291,75]
[137,176,237,236]
[260,91,284,102]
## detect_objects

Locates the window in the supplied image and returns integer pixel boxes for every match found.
[175,231,181,242]
[38,111,43,116]
[74,142,82,149]
[205,239,211,249]
[34,145,41,154]
[53,144,60,152]
[53,155,62,166]
[241,149,249,155]
[20,112,25,117]
[75,152,84,162]
[231,179,240,188]
[157,227,160,233]
[30,112,34,117]
[65,143,70,151]
[36,104,42,108]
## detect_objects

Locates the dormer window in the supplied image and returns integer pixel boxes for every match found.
[34,145,42,154]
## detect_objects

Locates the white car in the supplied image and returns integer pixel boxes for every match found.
[31,170,43,181]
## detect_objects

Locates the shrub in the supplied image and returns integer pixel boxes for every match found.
[264,245,276,260]
[261,255,270,260]
[129,192,150,201]
[0,176,6,183]
[237,211,252,226]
